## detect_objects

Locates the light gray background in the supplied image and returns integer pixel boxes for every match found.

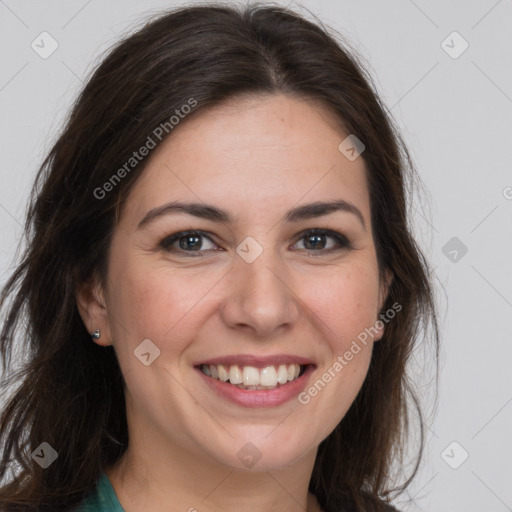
[1,1,511,511]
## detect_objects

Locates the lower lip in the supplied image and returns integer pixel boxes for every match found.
[195,365,315,408]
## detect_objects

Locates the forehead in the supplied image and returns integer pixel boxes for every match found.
[121,94,370,227]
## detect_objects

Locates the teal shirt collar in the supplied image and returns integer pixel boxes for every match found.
[74,471,124,511]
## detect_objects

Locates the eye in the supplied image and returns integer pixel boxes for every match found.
[159,230,219,256]
[159,228,351,257]
[292,229,351,255]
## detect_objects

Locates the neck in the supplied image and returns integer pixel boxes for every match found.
[105,419,322,512]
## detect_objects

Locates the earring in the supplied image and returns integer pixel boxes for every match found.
[90,329,101,340]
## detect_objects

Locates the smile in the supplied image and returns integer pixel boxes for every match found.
[200,363,306,390]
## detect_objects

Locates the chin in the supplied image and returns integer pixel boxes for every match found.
[214,434,317,472]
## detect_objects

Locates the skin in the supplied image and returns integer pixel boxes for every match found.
[77,93,392,512]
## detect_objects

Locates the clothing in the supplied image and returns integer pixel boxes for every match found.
[72,471,124,511]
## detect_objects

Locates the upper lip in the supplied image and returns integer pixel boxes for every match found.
[195,354,315,368]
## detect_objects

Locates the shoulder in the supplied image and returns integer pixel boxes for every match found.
[70,472,124,512]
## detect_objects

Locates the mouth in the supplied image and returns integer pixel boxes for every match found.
[193,354,316,407]
[197,363,309,391]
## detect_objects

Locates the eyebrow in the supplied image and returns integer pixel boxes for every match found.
[137,199,366,230]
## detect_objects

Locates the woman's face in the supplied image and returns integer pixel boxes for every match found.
[83,93,391,471]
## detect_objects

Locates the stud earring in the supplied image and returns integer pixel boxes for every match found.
[90,329,101,340]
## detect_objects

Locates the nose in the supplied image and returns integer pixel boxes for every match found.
[219,245,301,339]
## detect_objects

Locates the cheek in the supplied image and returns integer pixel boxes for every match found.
[109,269,184,337]
[106,253,222,350]
[300,263,381,345]
[296,267,379,423]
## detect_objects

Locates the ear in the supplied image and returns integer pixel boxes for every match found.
[374,267,394,342]
[75,273,112,347]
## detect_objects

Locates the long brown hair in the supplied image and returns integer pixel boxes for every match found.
[0,3,440,511]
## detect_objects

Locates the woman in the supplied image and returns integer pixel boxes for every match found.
[0,4,439,512]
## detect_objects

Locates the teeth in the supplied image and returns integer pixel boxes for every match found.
[229,365,243,384]
[243,366,260,386]
[201,363,304,389]
[276,364,288,384]
[218,364,229,382]
[260,366,277,386]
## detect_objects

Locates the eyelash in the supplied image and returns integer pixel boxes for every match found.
[159,228,351,257]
